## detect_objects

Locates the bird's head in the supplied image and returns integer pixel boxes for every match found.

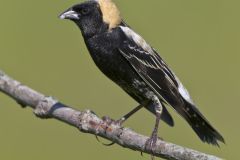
[59,0,122,38]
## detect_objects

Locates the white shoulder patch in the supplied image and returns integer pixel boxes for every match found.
[120,26,154,54]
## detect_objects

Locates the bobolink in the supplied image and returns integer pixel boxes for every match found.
[59,0,224,150]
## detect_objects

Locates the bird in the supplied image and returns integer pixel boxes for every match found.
[59,0,224,151]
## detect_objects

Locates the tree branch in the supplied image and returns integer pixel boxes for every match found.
[0,70,222,160]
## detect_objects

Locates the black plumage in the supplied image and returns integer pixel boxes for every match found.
[59,0,224,148]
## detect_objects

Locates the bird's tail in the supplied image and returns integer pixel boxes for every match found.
[180,100,225,146]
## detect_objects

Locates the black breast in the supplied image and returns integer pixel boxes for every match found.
[85,28,133,82]
[84,28,153,103]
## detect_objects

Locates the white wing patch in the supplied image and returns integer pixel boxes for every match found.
[119,48,159,70]
[120,26,154,54]
[120,25,195,106]
[175,76,194,104]
[159,57,194,104]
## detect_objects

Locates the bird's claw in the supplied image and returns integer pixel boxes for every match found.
[95,116,124,146]
[102,116,125,126]
[95,135,115,146]
[145,134,158,159]
[145,136,157,152]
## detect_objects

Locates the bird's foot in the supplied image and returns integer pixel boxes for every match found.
[95,116,124,146]
[145,133,158,159]
[102,116,125,126]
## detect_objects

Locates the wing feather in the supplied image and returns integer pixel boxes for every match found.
[119,27,186,107]
[118,26,224,145]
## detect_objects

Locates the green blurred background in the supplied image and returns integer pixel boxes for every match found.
[0,0,238,159]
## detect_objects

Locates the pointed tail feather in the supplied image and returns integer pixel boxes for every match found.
[180,100,225,146]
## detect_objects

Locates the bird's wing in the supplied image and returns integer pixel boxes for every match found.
[119,26,193,108]
[118,26,225,145]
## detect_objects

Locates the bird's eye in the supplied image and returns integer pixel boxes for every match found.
[81,8,90,15]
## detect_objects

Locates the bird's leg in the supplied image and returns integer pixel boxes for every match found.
[100,104,143,126]
[145,102,163,157]
[95,104,143,146]
[116,104,143,125]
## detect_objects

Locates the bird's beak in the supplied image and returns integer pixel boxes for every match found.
[59,9,79,20]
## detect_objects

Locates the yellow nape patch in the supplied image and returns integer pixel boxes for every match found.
[97,0,121,29]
